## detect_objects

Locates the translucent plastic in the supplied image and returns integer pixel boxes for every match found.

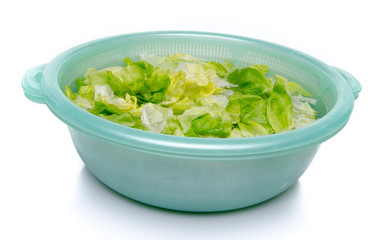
[22,31,361,211]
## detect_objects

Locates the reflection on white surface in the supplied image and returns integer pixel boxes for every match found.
[71,166,307,240]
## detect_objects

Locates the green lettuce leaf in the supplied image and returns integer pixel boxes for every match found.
[64,86,76,101]
[160,72,186,106]
[99,112,142,128]
[75,77,91,90]
[226,93,273,136]
[221,60,237,73]
[87,68,109,86]
[92,85,140,115]
[161,117,184,136]
[267,77,295,133]
[140,103,173,133]
[112,65,146,93]
[177,103,232,138]
[106,71,132,97]
[229,122,269,138]
[132,61,155,77]
[140,68,171,103]
[206,61,226,74]
[109,64,171,103]
[227,66,272,96]
[188,113,230,138]
[77,85,95,100]
[274,74,312,97]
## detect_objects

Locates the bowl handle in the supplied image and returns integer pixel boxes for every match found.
[22,64,47,104]
[332,67,362,100]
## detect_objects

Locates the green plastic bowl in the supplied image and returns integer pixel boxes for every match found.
[22,31,361,212]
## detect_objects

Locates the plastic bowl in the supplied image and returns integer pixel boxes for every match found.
[22,31,361,212]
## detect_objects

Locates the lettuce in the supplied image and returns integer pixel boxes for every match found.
[177,103,232,138]
[140,53,199,72]
[267,77,295,133]
[92,85,140,115]
[139,68,171,103]
[64,86,76,100]
[141,103,173,133]
[160,72,186,105]
[291,94,317,128]
[65,54,317,138]
[99,112,142,128]
[227,66,272,96]
[226,93,273,136]
[188,113,231,138]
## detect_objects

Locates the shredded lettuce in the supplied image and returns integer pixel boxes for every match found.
[65,53,317,138]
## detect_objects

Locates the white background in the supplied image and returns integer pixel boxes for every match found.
[1,0,388,239]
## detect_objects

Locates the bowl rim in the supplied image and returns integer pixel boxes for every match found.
[40,31,355,157]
